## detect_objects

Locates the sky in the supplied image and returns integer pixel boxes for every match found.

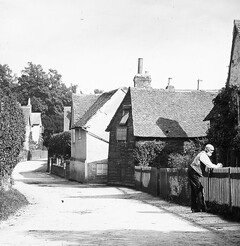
[0,0,240,94]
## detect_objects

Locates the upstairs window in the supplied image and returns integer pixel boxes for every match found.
[116,127,127,141]
[119,111,129,125]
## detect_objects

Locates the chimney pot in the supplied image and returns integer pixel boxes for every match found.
[133,58,152,88]
[138,58,143,74]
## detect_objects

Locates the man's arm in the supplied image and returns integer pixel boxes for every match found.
[200,153,222,168]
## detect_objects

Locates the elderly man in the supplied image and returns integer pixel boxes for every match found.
[187,144,223,213]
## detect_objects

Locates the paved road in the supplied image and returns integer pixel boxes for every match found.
[0,160,239,246]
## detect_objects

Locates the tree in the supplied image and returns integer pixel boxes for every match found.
[133,140,165,167]
[13,62,75,147]
[0,64,25,188]
[207,85,239,165]
[48,131,71,159]
[94,89,104,94]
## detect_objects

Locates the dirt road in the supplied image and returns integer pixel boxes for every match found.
[0,160,239,245]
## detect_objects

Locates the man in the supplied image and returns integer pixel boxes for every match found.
[187,144,222,213]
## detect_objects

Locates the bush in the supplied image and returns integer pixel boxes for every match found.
[133,140,165,167]
[0,65,25,189]
[168,140,206,168]
[48,131,71,159]
[0,188,29,221]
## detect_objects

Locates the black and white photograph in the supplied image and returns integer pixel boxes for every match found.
[0,0,240,245]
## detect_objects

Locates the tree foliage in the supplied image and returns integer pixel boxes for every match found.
[207,86,238,150]
[0,65,25,187]
[48,131,71,159]
[94,89,104,94]
[168,140,206,168]
[133,140,165,167]
[14,62,72,115]
[12,62,75,147]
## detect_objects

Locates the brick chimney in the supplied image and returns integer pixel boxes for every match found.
[133,58,152,88]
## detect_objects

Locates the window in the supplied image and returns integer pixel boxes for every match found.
[119,111,129,125]
[97,163,108,175]
[72,129,75,143]
[116,127,127,141]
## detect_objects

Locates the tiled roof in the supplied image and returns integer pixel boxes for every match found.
[21,106,31,125]
[130,87,217,138]
[72,94,99,127]
[204,104,221,121]
[74,89,118,128]
[31,112,41,125]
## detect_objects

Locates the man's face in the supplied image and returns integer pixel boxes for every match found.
[207,149,214,156]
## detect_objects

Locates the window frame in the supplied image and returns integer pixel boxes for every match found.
[96,163,108,176]
[116,126,127,141]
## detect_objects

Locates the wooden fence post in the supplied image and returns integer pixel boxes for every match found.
[140,167,142,190]
[207,169,210,202]
[157,169,160,196]
[229,167,232,212]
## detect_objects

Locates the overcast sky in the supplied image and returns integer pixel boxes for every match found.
[0,0,239,93]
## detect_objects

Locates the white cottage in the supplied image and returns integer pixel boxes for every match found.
[70,88,126,183]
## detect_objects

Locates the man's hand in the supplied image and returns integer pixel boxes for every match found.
[217,163,223,168]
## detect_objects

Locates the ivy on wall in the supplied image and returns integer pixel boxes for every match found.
[206,85,240,165]
[207,86,238,148]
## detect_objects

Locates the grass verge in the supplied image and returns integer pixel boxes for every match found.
[0,188,29,221]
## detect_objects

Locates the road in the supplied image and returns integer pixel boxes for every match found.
[0,160,239,246]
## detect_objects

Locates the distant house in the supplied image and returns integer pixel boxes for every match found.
[70,89,126,183]
[63,106,71,132]
[226,20,240,87]
[21,103,31,151]
[21,99,43,158]
[30,112,43,143]
[106,59,217,186]
[205,20,240,123]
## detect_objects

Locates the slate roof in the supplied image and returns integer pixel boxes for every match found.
[204,104,221,121]
[21,106,31,125]
[74,89,118,128]
[108,87,216,138]
[71,94,99,128]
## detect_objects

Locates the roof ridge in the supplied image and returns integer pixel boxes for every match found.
[73,89,118,128]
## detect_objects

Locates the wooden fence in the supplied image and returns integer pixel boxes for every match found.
[49,157,70,180]
[135,167,240,209]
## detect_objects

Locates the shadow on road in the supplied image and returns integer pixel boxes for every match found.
[27,229,230,246]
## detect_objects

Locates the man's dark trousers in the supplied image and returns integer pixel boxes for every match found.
[187,166,207,212]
